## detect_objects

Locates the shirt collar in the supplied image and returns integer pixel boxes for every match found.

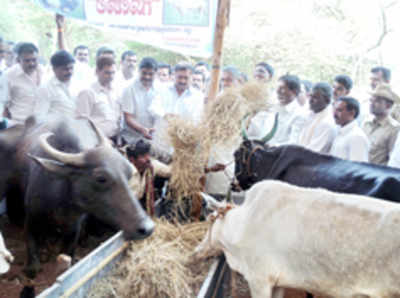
[311,105,331,119]
[52,76,70,87]
[278,99,298,113]
[93,81,113,93]
[15,63,43,78]
[14,64,26,77]
[170,84,192,97]
[372,116,393,127]
[130,162,140,177]
[338,119,357,135]
[135,78,154,92]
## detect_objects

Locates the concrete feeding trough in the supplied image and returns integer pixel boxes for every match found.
[197,255,233,298]
[37,232,226,298]
[37,231,127,298]
[37,227,230,298]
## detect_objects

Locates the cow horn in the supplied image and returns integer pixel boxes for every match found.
[87,119,111,147]
[38,132,86,167]
[241,115,249,141]
[260,113,279,144]
[200,192,224,211]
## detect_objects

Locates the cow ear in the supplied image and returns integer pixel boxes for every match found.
[200,192,224,211]
[27,154,79,177]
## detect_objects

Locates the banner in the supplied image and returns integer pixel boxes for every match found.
[32,0,218,58]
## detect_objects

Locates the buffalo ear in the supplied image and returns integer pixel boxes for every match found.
[27,154,79,177]
[200,192,225,211]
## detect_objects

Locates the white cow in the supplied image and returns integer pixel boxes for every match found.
[196,180,400,298]
[0,232,13,274]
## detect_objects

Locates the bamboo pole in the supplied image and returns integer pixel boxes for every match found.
[207,0,230,102]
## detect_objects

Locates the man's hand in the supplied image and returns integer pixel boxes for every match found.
[142,127,155,140]
[56,14,65,29]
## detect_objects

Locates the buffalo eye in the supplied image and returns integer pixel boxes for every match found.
[244,140,252,148]
[96,176,107,184]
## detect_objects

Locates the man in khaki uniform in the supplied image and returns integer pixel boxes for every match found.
[363,84,400,165]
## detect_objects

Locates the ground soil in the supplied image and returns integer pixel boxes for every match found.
[0,215,112,298]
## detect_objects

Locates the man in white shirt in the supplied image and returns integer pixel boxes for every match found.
[34,50,76,119]
[76,56,121,141]
[220,66,241,91]
[56,15,94,94]
[253,62,274,84]
[192,70,206,94]
[271,74,306,145]
[73,45,90,64]
[150,62,204,123]
[121,57,158,143]
[248,75,306,146]
[194,61,210,82]
[248,74,306,144]
[332,74,352,102]
[5,42,44,123]
[330,96,369,162]
[157,63,172,84]
[71,45,95,94]
[298,82,337,154]
[115,50,137,91]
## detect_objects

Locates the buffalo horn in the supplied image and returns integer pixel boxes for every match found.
[241,115,250,140]
[87,119,111,147]
[38,132,86,166]
[260,113,279,144]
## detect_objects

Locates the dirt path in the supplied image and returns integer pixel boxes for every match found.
[0,215,111,298]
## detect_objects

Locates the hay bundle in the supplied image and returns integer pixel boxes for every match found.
[203,88,248,146]
[167,116,209,198]
[240,80,272,113]
[88,219,212,298]
[164,82,273,199]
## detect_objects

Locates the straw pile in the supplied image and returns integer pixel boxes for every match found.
[167,116,209,198]
[164,81,272,199]
[240,80,272,114]
[87,219,213,298]
[203,87,248,146]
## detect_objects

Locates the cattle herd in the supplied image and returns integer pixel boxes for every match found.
[2,116,400,298]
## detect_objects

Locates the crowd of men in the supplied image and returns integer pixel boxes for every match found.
[1,26,400,188]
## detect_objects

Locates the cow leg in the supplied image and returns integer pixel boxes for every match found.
[5,182,26,227]
[272,287,285,298]
[248,280,273,298]
[61,215,85,260]
[24,218,41,278]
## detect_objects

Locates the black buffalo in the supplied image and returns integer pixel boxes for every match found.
[0,116,154,277]
[235,114,400,202]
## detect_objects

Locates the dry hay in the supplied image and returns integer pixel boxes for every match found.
[165,81,272,199]
[240,80,272,113]
[203,88,248,146]
[87,219,213,298]
[203,81,272,146]
[167,116,209,198]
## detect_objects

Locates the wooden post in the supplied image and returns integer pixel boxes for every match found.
[207,0,230,102]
